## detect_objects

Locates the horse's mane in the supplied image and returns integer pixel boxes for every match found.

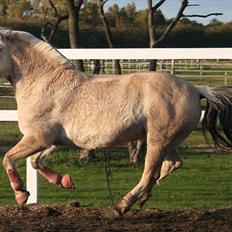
[0,30,75,69]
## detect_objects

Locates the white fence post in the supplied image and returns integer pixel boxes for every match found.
[26,158,38,204]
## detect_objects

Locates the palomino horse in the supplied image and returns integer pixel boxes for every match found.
[0,30,232,214]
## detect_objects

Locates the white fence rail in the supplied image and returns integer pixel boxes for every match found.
[1,48,232,204]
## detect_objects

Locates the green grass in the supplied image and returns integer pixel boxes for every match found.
[0,98,16,110]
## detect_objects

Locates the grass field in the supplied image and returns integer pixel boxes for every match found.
[0,122,231,210]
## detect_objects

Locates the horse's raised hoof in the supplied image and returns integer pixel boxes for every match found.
[61,174,75,189]
[15,191,30,209]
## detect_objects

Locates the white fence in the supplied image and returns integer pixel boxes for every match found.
[0,48,232,204]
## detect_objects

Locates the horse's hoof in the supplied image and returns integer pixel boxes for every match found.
[15,191,30,209]
[117,202,131,215]
[61,174,75,189]
[106,206,123,219]
[117,192,136,214]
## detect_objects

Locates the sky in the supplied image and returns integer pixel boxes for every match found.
[105,0,232,25]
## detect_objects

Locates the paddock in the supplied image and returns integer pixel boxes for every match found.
[0,48,232,231]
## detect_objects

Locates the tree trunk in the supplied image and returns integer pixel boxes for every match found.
[67,0,85,72]
[148,0,157,71]
[98,0,121,75]
[92,60,101,74]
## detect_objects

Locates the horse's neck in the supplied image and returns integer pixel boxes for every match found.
[9,41,87,101]
[10,45,66,86]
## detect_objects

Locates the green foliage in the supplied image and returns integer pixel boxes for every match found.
[6,0,30,18]
[153,9,166,25]
[0,0,7,16]
[80,2,100,27]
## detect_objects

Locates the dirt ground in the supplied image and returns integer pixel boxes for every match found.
[0,204,231,232]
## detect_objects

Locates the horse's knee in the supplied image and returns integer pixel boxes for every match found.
[30,155,40,169]
[3,154,13,169]
[2,156,8,168]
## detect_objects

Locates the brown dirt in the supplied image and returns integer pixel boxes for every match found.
[0,204,231,232]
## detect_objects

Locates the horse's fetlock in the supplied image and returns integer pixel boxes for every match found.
[118,192,137,214]
[15,190,30,208]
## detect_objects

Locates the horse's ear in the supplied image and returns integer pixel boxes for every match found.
[0,30,13,42]
[4,31,14,41]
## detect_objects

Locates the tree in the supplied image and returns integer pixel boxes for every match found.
[125,2,136,26]
[67,0,85,71]
[33,0,85,71]
[106,4,120,28]
[80,2,100,27]
[5,0,30,18]
[0,0,8,16]
[147,0,222,71]
[40,0,68,43]
[97,0,121,74]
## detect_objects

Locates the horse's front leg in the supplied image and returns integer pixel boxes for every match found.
[2,136,48,208]
[30,146,75,189]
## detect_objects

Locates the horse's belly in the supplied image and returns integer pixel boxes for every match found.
[66,120,145,150]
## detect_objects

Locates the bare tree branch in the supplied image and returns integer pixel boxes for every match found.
[184,13,223,18]
[41,22,52,42]
[41,0,68,43]
[187,4,200,7]
[101,0,109,6]
[152,0,166,11]
[48,0,58,17]
[75,0,84,10]
[154,0,188,47]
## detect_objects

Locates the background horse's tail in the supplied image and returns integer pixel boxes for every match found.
[197,86,232,151]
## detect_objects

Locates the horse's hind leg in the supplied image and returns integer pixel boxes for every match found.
[2,136,47,207]
[30,146,75,189]
[138,150,182,208]
[117,133,164,214]
[156,151,182,185]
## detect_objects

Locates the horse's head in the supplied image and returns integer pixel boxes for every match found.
[0,30,13,79]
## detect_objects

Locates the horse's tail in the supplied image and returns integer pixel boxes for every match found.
[197,86,232,151]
